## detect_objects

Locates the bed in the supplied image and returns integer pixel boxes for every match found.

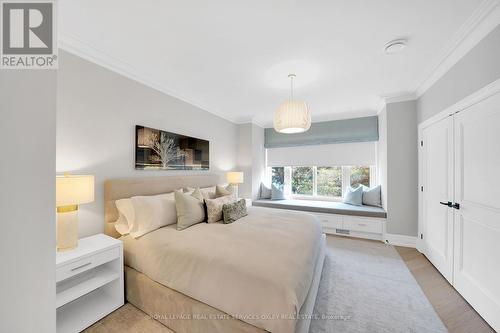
[104,174,326,333]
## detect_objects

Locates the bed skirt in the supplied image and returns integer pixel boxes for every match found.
[125,234,326,333]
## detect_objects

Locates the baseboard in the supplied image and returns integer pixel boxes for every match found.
[383,233,417,248]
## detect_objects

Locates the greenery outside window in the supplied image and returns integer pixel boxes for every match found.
[267,165,376,201]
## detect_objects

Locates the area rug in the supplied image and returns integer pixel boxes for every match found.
[309,236,448,333]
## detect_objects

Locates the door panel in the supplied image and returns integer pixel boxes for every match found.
[454,92,500,332]
[421,116,454,282]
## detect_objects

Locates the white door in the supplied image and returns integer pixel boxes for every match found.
[421,116,454,283]
[453,92,500,332]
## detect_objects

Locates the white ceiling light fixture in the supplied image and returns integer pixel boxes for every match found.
[384,39,407,54]
[274,74,311,134]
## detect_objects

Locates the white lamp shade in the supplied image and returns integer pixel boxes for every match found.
[274,100,311,134]
[56,175,95,207]
[226,172,244,184]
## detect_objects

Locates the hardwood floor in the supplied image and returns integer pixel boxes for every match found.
[395,246,495,333]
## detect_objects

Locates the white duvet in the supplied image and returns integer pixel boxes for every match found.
[122,206,322,333]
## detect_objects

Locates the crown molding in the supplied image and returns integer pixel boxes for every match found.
[58,33,240,125]
[415,0,500,98]
[381,92,417,104]
[58,0,500,126]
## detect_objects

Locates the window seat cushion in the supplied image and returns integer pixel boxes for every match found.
[252,199,387,219]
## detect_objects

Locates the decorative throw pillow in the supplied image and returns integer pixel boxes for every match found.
[271,184,286,200]
[175,190,205,230]
[200,186,217,200]
[190,187,204,201]
[205,195,237,223]
[362,185,382,207]
[215,185,234,198]
[222,199,248,224]
[260,183,272,199]
[343,186,364,206]
[183,187,195,194]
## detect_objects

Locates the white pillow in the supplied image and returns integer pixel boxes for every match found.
[115,198,135,235]
[129,192,177,238]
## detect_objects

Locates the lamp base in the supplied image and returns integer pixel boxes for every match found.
[57,208,79,251]
[229,184,239,199]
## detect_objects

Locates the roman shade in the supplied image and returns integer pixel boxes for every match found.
[264,116,378,148]
[266,142,376,167]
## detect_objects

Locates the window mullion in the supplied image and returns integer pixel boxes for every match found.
[312,166,317,196]
[285,166,292,196]
[342,166,350,195]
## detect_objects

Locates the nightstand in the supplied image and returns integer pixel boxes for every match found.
[56,234,124,333]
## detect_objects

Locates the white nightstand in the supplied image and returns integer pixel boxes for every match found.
[56,234,124,333]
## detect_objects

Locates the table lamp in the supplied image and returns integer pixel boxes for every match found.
[226,171,244,198]
[56,174,94,251]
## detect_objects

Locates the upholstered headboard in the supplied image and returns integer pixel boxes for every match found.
[104,174,221,238]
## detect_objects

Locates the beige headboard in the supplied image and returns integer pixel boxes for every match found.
[104,174,221,238]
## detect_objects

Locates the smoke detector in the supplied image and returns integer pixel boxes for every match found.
[384,39,407,54]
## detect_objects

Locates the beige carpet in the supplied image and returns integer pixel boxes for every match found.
[85,235,447,333]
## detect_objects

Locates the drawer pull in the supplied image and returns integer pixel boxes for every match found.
[357,223,367,227]
[71,262,92,271]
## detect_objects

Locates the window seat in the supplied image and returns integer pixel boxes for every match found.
[252,199,387,219]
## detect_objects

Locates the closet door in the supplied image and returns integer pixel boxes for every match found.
[421,116,454,283]
[453,91,500,332]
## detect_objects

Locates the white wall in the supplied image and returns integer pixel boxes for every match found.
[57,50,238,237]
[418,25,500,123]
[0,71,56,332]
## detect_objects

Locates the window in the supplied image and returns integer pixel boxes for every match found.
[271,167,285,187]
[350,166,370,188]
[317,167,342,197]
[292,167,313,195]
[266,165,376,200]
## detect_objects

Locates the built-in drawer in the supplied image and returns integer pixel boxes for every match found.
[56,247,119,283]
[343,216,383,234]
[313,212,343,230]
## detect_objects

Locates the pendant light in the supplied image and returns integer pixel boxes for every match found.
[274,74,311,134]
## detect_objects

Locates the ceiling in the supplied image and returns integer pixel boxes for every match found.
[59,0,488,126]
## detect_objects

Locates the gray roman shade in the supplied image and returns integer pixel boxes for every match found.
[264,116,379,148]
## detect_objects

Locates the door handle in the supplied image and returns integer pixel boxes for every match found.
[439,201,452,207]
[452,203,460,210]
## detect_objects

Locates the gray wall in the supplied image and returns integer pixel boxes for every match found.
[418,24,500,123]
[382,101,418,237]
[251,124,266,199]
[377,108,388,210]
[236,123,265,200]
[0,71,56,332]
[57,50,239,237]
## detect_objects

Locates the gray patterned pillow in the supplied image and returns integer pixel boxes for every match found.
[222,199,248,224]
[205,195,236,223]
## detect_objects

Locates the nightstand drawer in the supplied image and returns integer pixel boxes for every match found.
[344,216,382,234]
[56,247,119,282]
